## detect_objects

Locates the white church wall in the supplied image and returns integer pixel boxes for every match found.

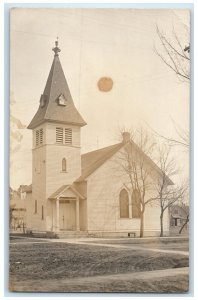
[45,123,81,198]
[25,192,47,231]
[86,149,169,237]
[79,199,87,231]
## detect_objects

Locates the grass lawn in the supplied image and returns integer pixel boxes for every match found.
[9,238,189,292]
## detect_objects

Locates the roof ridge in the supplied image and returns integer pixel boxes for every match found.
[82,142,122,158]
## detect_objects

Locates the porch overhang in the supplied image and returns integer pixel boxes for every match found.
[48,184,86,200]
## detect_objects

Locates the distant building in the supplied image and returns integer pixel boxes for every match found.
[24,41,173,237]
[169,204,189,231]
[10,185,31,230]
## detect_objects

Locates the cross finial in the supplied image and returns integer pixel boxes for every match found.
[52,37,61,56]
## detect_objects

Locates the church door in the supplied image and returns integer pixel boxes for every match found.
[59,201,76,230]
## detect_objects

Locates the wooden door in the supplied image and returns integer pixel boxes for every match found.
[59,201,76,230]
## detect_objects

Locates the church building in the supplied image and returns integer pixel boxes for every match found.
[25,41,172,237]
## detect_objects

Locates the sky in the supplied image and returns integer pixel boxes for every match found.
[10,8,190,189]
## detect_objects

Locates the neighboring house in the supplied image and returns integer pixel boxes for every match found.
[24,40,173,237]
[169,204,189,230]
[10,185,31,230]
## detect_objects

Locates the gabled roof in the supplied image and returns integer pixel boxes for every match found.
[28,43,86,129]
[76,140,173,185]
[48,184,85,200]
[76,142,124,182]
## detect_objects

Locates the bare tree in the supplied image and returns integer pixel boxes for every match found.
[146,118,189,150]
[155,145,187,237]
[10,92,26,165]
[179,202,189,234]
[155,25,190,82]
[116,129,160,238]
[153,25,190,148]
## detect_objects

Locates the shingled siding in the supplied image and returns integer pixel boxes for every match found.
[86,151,169,237]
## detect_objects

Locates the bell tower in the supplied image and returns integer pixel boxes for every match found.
[27,40,86,230]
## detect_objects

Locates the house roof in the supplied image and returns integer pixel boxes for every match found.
[19,184,32,193]
[48,184,85,200]
[27,42,86,129]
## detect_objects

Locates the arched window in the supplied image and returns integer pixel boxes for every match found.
[132,189,141,218]
[62,158,67,172]
[119,189,129,218]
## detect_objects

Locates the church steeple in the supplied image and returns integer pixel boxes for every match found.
[28,40,86,129]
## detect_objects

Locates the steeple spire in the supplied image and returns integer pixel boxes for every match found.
[27,39,86,129]
[52,37,61,56]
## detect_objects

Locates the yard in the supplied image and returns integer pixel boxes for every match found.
[9,236,189,293]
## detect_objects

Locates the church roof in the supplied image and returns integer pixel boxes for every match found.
[28,41,86,129]
[76,139,174,185]
[76,142,124,182]
[26,138,173,195]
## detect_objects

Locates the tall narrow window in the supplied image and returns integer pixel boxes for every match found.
[34,200,37,214]
[119,189,129,218]
[56,127,63,143]
[40,128,43,144]
[65,128,72,144]
[62,158,67,172]
[132,189,141,218]
[41,205,44,220]
[36,130,39,146]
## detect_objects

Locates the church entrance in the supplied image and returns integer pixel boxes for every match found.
[59,200,76,230]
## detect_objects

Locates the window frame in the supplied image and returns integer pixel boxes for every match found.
[34,200,37,214]
[41,205,44,220]
[62,158,67,172]
[119,189,130,218]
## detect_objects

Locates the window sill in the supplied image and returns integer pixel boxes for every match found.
[60,171,67,173]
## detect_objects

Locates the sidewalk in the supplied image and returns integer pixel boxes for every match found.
[10,267,189,292]
[49,238,189,256]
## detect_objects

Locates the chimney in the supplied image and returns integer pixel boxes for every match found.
[122,132,130,143]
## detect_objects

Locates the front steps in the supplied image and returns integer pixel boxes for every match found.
[56,230,88,239]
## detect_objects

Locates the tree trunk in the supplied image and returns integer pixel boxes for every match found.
[140,212,144,238]
[160,212,164,237]
[179,215,189,234]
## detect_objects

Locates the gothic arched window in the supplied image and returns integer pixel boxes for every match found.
[62,158,67,172]
[132,189,141,218]
[119,189,129,218]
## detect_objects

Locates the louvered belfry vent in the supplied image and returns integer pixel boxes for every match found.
[36,130,39,146]
[56,127,63,143]
[65,128,72,144]
[40,128,43,144]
